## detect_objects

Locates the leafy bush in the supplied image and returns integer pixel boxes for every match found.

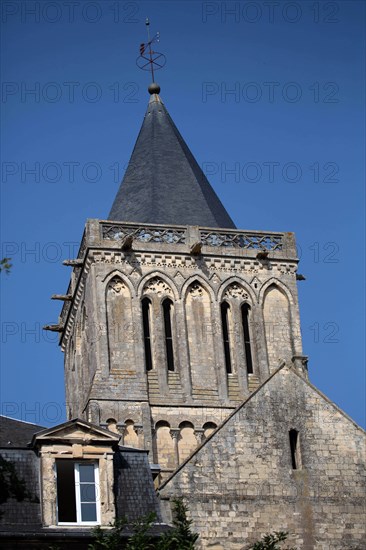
[249,531,297,550]
[89,498,198,550]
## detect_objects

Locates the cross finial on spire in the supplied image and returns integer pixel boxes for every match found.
[136,18,166,94]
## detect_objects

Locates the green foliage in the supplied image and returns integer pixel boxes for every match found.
[126,511,156,550]
[157,498,199,550]
[0,258,12,274]
[89,513,157,550]
[89,517,128,550]
[249,531,297,550]
[89,498,198,550]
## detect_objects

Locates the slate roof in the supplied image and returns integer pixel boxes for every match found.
[0,417,170,545]
[108,93,236,228]
[0,415,45,448]
[114,447,163,522]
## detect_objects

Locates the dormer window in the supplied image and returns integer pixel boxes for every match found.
[56,460,100,525]
[33,418,119,528]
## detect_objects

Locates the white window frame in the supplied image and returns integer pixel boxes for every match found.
[57,461,100,526]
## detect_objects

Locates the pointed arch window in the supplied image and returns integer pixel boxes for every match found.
[241,303,253,374]
[162,298,175,372]
[221,301,232,374]
[142,297,153,371]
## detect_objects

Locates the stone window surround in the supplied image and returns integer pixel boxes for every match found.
[220,296,257,379]
[141,281,179,375]
[33,421,119,528]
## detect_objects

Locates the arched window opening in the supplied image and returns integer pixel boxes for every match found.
[221,302,232,374]
[241,303,253,374]
[263,285,292,372]
[162,299,175,372]
[106,418,117,433]
[124,419,138,447]
[289,429,301,469]
[178,421,196,464]
[203,422,217,440]
[142,298,153,371]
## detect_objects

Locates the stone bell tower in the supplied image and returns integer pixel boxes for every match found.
[51,86,306,480]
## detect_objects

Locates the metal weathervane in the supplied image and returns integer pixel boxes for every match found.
[136,18,166,92]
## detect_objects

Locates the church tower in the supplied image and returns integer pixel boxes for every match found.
[54,84,307,481]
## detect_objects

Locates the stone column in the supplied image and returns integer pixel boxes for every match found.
[100,454,115,525]
[131,296,150,397]
[134,424,144,448]
[117,422,126,445]
[255,306,271,381]
[230,301,248,395]
[170,428,180,467]
[174,300,192,399]
[40,452,57,527]
[151,427,158,463]
[151,298,169,396]
[194,428,205,445]
[211,301,229,401]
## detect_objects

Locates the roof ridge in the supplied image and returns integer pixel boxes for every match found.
[0,414,45,427]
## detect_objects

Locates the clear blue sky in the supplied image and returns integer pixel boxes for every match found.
[1,1,365,428]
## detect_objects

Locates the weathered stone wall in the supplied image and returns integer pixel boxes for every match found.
[61,221,304,470]
[159,366,366,550]
[263,285,293,371]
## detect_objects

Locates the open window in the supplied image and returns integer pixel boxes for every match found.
[162,298,175,372]
[241,303,253,374]
[56,460,100,525]
[289,429,301,470]
[34,419,119,528]
[142,297,153,371]
[221,301,232,374]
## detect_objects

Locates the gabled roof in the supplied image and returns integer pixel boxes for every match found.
[0,415,45,448]
[108,93,236,228]
[32,418,121,446]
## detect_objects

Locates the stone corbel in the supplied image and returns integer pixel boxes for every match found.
[117,422,126,444]
[133,424,144,447]
[133,424,144,436]
[292,355,309,377]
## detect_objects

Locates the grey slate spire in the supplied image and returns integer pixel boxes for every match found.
[108,93,236,228]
